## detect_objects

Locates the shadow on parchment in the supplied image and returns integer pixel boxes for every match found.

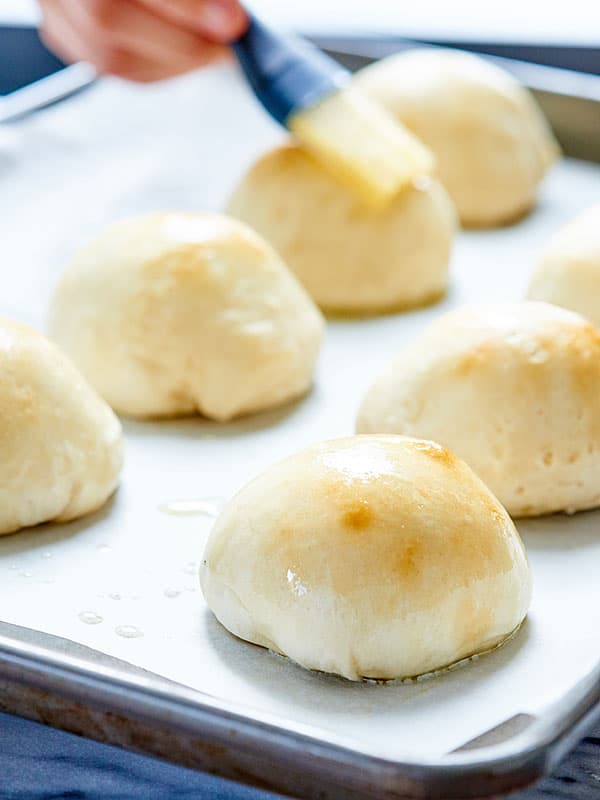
[0,493,117,556]
[201,607,532,729]
[121,389,312,442]
[518,507,600,553]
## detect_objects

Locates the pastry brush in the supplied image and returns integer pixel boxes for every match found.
[232,14,434,208]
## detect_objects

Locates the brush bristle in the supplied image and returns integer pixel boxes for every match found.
[289,86,434,209]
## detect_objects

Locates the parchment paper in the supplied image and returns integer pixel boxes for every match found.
[0,64,599,761]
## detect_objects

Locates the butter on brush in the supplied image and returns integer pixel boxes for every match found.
[233,15,433,208]
[288,86,433,208]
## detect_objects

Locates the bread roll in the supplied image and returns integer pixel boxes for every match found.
[49,212,323,421]
[227,144,455,315]
[357,302,600,517]
[527,205,600,327]
[200,435,531,681]
[354,49,559,227]
[0,319,122,535]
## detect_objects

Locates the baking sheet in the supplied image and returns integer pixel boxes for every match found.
[1,63,600,763]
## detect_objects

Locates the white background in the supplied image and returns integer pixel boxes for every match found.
[1,0,600,44]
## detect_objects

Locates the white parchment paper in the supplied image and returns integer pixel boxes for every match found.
[0,64,599,761]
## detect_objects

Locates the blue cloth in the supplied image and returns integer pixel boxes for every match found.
[3,709,597,799]
[0,711,277,800]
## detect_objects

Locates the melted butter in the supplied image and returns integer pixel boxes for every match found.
[115,625,143,639]
[158,497,224,518]
[286,569,308,597]
[78,611,103,625]
[263,622,523,684]
[320,440,396,482]
[361,622,524,685]
[407,439,455,465]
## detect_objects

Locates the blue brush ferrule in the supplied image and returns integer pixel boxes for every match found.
[232,14,350,126]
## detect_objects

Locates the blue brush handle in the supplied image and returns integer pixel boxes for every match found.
[232,13,350,126]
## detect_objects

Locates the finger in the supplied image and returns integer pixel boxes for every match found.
[40,3,94,65]
[42,11,138,77]
[133,0,248,42]
[66,0,230,66]
[41,0,229,79]
[42,10,191,81]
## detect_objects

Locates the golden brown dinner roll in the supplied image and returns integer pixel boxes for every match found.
[0,318,122,535]
[357,302,600,517]
[527,205,600,327]
[226,144,455,314]
[354,49,559,227]
[200,435,531,681]
[49,212,324,421]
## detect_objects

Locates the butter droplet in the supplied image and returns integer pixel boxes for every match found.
[115,625,143,639]
[286,569,308,597]
[79,611,103,625]
[158,497,224,518]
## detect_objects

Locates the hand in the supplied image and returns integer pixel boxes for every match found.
[39,0,248,82]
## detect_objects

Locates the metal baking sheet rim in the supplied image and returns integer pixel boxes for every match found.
[1,621,600,799]
[0,48,600,800]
